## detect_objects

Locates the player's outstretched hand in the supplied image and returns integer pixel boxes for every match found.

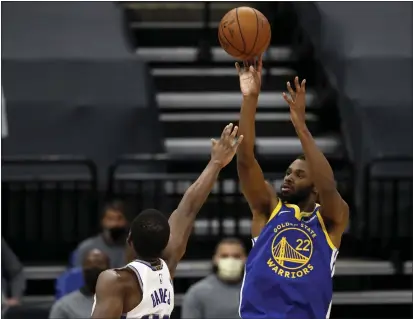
[283,76,307,128]
[236,55,263,98]
[211,123,244,168]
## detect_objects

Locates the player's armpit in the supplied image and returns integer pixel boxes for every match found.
[91,270,124,319]
[319,190,349,247]
[238,158,277,217]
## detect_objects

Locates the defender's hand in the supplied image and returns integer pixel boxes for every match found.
[211,123,244,168]
[283,76,307,128]
[236,55,263,98]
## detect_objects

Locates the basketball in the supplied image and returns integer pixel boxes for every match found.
[218,7,271,60]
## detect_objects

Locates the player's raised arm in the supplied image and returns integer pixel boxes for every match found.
[91,270,127,319]
[162,124,243,276]
[283,77,349,247]
[236,56,278,237]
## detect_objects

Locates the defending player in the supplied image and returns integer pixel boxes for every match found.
[91,124,243,319]
[236,57,349,318]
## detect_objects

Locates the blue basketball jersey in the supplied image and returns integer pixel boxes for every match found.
[239,200,338,319]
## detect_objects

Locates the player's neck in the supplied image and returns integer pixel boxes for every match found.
[298,200,317,213]
[135,255,160,265]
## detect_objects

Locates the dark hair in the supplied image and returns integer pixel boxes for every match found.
[215,237,246,253]
[130,209,170,259]
[101,199,126,218]
[297,154,306,161]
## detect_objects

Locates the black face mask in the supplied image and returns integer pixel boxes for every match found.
[108,226,127,241]
[83,268,105,293]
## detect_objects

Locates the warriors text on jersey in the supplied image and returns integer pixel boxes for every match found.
[239,200,339,319]
[92,258,174,319]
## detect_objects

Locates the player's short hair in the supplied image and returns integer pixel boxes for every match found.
[296,154,306,161]
[130,209,170,259]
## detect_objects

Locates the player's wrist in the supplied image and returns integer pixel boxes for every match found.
[242,94,259,101]
[208,159,225,170]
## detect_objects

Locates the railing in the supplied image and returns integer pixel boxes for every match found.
[108,154,354,240]
[1,153,354,261]
[1,155,98,262]
[363,156,413,269]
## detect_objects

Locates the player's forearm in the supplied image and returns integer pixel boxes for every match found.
[295,125,336,192]
[175,160,222,217]
[237,95,259,163]
[167,160,222,256]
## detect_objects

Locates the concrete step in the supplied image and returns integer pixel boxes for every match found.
[136,46,293,63]
[123,2,258,23]
[156,91,316,110]
[151,67,295,92]
[124,3,296,45]
[20,290,413,306]
[164,136,342,156]
[161,112,321,137]
[130,23,293,47]
[21,260,413,280]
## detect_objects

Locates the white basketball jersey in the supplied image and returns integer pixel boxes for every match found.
[92,259,174,319]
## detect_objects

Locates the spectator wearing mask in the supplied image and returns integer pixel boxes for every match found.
[49,249,109,319]
[182,237,246,319]
[1,238,26,307]
[73,200,128,268]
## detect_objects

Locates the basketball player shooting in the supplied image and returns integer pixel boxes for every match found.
[91,124,243,319]
[236,57,349,319]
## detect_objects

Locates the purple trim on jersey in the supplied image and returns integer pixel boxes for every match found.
[134,259,164,271]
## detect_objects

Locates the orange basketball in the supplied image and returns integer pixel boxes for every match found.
[218,7,271,61]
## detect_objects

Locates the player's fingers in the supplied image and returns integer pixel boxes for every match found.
[282,92,293,105]
[287,82,295,99]
[234,135,244,149]
[257,54,263,73]
[301,79,306,92]
[211,138,217,146]
[243,61,249,71]
[235,62,241,75]
[294,76,300,91]
[222,123,233,138]
[230,125,239,140]
[220,124,228,139]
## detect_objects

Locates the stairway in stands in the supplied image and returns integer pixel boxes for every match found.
[123,1,343,160]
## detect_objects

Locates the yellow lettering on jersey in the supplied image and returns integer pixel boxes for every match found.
[267,223,317,279]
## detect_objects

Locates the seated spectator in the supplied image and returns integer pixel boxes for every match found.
[1,238,26,307]
[73,200,128,268]
[182,237,247,319]
[49,249,109,319]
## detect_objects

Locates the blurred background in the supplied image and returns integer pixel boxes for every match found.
[1,1,412,319]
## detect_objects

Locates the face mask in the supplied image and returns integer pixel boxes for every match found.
[83,268,105,293]
[107,226,127,241]
[217,257,244,281]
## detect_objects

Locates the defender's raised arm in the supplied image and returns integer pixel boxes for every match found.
[236,57,278,237]
[162,124,243,276]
